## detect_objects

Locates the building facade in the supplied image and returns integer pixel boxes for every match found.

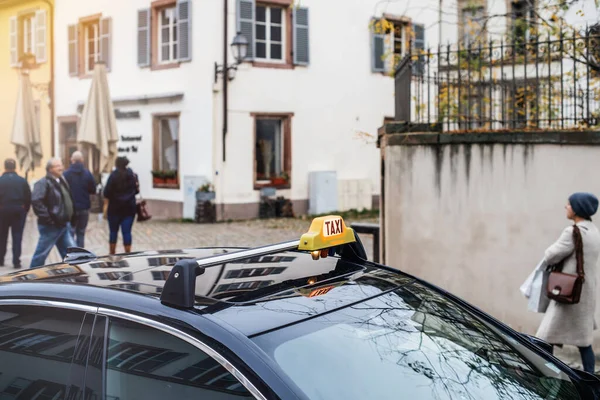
[53,0,443,220]
[0,0,53,180]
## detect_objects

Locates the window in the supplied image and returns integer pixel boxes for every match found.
[253,113,292,188]
[158,6,178,64]
[58,117,78,168]
[84,20,100,73]
[152,114,180,189]
[511,0,536,44]
[253,282,581,400]
[255,5,284,62]
[461,6,485,45]
[0,305,86,400]
[371,18,424,75]
[236,0,309,68]
[68,15,111,77]
[137,0,191,70]
[106,318,254,399]
[9,10,46,67]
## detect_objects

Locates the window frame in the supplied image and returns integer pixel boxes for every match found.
[151,0,180,70]
[20,13,36,56]
[152,112,181,189]
[57,115,80,168]
[251,112,293,190]
[76,14,102,79]
[252,0,294,69]
[375,14,412,75]
[157,6,178,65]
[84,20,100,74]
[96,307,267,400]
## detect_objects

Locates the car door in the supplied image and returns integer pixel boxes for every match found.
[90,309,267,400]
[0,301,92,399]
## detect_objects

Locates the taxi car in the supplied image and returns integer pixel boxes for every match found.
[0,216,599,400]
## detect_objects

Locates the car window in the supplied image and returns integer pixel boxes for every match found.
[0,305,86,399]
[253,282,581,400]
[106,317,255,399]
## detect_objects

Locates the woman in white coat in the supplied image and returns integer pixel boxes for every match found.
[536,192,600,374]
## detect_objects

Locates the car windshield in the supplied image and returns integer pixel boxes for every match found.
[252,281,581,400]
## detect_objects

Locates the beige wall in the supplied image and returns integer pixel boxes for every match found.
[383,137,600,341]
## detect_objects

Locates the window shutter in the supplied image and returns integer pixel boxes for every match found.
[412,23,425,75]
[177,0,192,62]
[35,10,47,63]
[9,16,17,67]
[371,18,385,73]
[138,8,151,67]
[236,0,255,60]
[293,7,309,65]
[68,24,78,76]
[100,17,112,70]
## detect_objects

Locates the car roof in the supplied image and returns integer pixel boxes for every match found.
[0,246,416,336]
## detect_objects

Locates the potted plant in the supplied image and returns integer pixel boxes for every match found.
[196,182,216,201]
[151,170,165,185]
[270,171,289,186]
[163,170,178,185]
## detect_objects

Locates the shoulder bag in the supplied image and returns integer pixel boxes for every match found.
[546,225,584,304]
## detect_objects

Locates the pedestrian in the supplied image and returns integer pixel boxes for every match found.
[536,192,600,374]
[0,158,31,269]
[30,158,76,268]
[63,151,96,248]
[103,156,139,255]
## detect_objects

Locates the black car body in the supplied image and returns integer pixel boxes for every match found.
[0,233,599,400]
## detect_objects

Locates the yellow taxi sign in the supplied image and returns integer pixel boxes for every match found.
[298,215,356,251]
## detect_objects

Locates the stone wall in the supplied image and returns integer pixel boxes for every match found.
[380,127,600,340]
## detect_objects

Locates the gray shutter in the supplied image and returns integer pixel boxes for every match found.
[371,18,385,73]
[35,10,47,63]
[100,17,112,70]
[68,24,78,76]
[138,8,151,67]
[412,23,425,75]
[9,16,17,67]
[177,0,192,61]
[293,7,309,65]
[236,0,255,60]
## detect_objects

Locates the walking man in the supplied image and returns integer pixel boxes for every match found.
[30,158,76,268]
[0,159,31,269]
[63,151,96,247]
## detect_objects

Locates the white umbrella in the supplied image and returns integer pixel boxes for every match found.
[77,62,118,173]
[11,71,43,176]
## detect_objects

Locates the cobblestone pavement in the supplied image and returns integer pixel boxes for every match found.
[2,214,376,268]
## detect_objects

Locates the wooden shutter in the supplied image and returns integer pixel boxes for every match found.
[412,23,425,75]
[293,7,309,65]
[371,18,385,73]
[177,0,192,61]
[100,17,112,70]
[68,24,78,76]
[236,0,255,60]
[9,16,17,67]
[35,10,47,63]
[138,8,151,67]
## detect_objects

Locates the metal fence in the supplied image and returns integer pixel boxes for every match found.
[396,31,600,131]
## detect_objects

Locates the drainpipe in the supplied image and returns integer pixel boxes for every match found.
[40,0,55,157]
[222,0,228,162]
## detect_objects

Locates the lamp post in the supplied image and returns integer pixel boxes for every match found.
[214,31,249,83]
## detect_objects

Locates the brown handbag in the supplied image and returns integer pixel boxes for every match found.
[546,225,585,304]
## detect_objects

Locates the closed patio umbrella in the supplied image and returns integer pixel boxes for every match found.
[77,62,118,173]
[11,71,43,176]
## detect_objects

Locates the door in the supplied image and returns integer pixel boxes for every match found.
[0,303,89,399]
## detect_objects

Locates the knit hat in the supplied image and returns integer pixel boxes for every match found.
[569,192,599,220]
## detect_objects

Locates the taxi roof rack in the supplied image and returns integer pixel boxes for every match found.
[160,216,367,309]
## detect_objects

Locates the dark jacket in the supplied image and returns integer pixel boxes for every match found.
[63,162,96,211]
[103,168,139,217]
[0,171,31,212]
[32,175,74,227]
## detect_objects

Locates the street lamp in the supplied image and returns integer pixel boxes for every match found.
[215,31,249,82]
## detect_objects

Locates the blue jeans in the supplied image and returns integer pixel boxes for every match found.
[30,223,76,268]
[108,215,134,245]
[70,209,90,248]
